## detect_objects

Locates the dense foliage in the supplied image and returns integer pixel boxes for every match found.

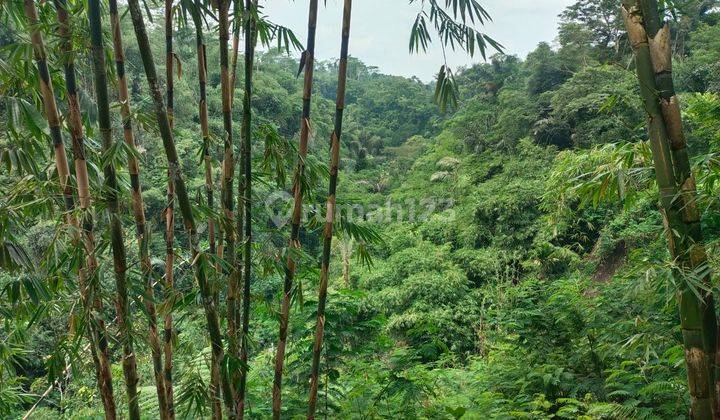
[1,0,720,418]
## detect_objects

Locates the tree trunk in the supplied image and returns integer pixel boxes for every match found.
[125,0,235,417]
[88,2,141,418]
[237,1,257,417]
[31,1,116,417]
[307,0,352,419]
[623,2,718,418]
[272,2,319,418]
[308,2,352,418]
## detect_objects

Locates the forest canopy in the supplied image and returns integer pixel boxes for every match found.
[1,0,720,419]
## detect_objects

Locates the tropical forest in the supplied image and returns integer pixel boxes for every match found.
[1,0,720,418]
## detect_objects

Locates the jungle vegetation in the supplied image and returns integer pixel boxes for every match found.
[1,0,720,418]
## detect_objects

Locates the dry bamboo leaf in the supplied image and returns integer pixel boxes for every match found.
[648,24,671,74]
[173,52,182,79]
[684,347,710,397]
[680,176,700,223]
[660,208,676,257]
[621,5,647,51]
[661,96,685,150]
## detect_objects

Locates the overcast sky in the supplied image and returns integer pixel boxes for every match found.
[262,0,575,81]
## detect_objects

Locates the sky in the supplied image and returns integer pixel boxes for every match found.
[262,0,576,81]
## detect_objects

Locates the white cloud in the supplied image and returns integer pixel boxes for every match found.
[262,0,575,81]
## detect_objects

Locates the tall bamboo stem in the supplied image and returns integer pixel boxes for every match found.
[88,1,140,418]
[232,1,245,391]
[637,0,719,379]
[30,1,116,417]
[639,1,719,416]
[162,2,177,417]
[623,2,717,418]
[107,0,170,417]
[237,1,257,417]
[230,0,241,106]
[218,0,239,367]
[308,1,352,418]
[272,2,318,418]
[190,4,222,417]
[125,1,235,417]
[164,7,177,384]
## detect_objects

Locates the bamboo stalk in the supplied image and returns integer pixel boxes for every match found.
[164,6,176,382]
[88,2,141,418]
[637,1,719,416]
[308,1,352,418]
[217,0,239,367]
[623,2,717,418]
[218,0,242,416]
[237,1,257,417]
[163,2,177,417]
[28,1,116,417]
[88,0,140,420]
[125,1,235,417]
[272,1,319,418]
[107,0,170,417]
[341,239,350,287]
[54,2,116,416]
[192,7,223,418]
[163,185,176,420]
[232,5,245,400]
[230,0,241,106]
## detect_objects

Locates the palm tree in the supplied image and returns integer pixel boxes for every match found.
[237,1,257,417]
[622,1,718,417]
[28,1,116,417]
[88,1,140,418]
[271,1,318,418]
[308,1,352,417]
[124,0,235,416]
[108,0,169,417]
